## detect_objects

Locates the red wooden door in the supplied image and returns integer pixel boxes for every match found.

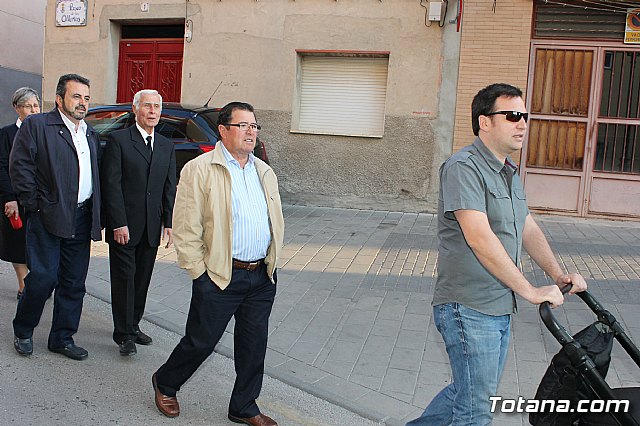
[117,39,183,103]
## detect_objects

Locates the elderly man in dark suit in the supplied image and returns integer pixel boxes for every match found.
[101,89,176,356]
[10,74,102,361]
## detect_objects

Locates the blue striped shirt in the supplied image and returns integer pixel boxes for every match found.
[219,142,271,262]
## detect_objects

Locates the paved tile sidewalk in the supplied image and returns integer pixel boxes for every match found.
[86,206,640,425]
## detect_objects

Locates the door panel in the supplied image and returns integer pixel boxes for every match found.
[524,45,640,218]
[117,54,152,103]
[587,49,640,217]
[594,123,639,173]
[526,119,586,170]
[117,39,183,103]
[523,173,581,212]
[156,55,182,102]
[588,177,640,216]
[599,51,640,119]
[523,46,595,214]
[530,49,592,116]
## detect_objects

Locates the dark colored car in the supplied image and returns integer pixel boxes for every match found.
[85,103,269,179]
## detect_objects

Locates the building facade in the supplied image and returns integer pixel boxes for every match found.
[41,0,640,218]
[455,0,640,219]
[42,0,462,212]
[0,0,46,123]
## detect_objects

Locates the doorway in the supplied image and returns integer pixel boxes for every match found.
[521,43,640,218]
[116,24,184,103]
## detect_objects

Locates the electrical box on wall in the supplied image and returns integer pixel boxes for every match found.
[428,1,445,21]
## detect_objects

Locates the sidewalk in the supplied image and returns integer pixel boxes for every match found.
[0,266,376,426]
[85,206,640,425]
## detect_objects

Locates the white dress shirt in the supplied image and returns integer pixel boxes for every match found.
[59,110,93,203]
[136,123,154,151]
[218,142,271,262]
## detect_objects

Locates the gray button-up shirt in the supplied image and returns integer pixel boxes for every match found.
[432,137,529,315]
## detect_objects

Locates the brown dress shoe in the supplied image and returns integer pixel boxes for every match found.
[152,373,179,417]
[228,413,277,426]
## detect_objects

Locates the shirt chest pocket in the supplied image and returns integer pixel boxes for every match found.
[486,186,516,226]
[488,187,509,199]
[512,188,528,228]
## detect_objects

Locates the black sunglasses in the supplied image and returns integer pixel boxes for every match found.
[485,111,528,123]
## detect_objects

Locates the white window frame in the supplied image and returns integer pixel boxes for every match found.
[291,50,390,138]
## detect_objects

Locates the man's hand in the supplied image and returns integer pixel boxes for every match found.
[4,201,18,218]
[556,273,587,294]
[524,284,564,308]
[113,226,130,245]
[163,227,173,248]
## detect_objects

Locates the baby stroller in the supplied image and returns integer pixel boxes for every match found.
[531,288,640,426]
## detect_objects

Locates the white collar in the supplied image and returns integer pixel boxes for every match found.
[218,140,255,167]
[135,122,154,141]
[58,108,87,134]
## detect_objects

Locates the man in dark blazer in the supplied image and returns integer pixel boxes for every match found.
[101,89,176,356]
[10,74,102,361]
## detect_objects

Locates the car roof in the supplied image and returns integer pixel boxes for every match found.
[88,103,222,115]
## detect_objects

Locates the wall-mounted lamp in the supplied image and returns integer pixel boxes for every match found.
[185,19,193,42]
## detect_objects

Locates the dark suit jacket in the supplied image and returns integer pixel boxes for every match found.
[9,109,102,241]
[101,126,176,247]
[0,123,18,204]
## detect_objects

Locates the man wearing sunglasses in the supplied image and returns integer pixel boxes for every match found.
[407,83,587,425]
[152,102,284,426]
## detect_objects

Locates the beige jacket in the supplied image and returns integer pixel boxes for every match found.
[172,146,284,289]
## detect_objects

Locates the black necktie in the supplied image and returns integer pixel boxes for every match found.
[146,135,152,153]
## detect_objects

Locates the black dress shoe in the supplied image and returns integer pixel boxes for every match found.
[49,343,88,360]
[14,336,33,356]
[135,330,152,345]
[119,339,137,356]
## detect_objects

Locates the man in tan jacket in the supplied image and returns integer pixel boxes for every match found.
[152,102,284,426]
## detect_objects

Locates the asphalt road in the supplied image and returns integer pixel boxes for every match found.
[0,262,377,426]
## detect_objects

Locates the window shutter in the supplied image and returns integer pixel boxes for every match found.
[534,1,626,40]
[296,56,389,137]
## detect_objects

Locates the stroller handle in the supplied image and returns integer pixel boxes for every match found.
[539,284,574,345]
[538,285,640,426]
[539,285,640,367]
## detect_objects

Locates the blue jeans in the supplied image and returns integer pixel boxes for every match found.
[406,303,511,426]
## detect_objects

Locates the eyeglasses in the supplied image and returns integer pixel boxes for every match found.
[18,103,40,111]
[225,122,261,132]
[485,111,528,123]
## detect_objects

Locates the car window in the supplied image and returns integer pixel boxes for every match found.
[85,111,132,134]
[155,116,208,142]
[201,111,221,138]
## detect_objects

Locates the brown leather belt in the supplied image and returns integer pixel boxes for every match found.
[232,259,263,271]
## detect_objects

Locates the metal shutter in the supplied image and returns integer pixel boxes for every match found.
[534,1,626,40]
[296,56,389,137]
